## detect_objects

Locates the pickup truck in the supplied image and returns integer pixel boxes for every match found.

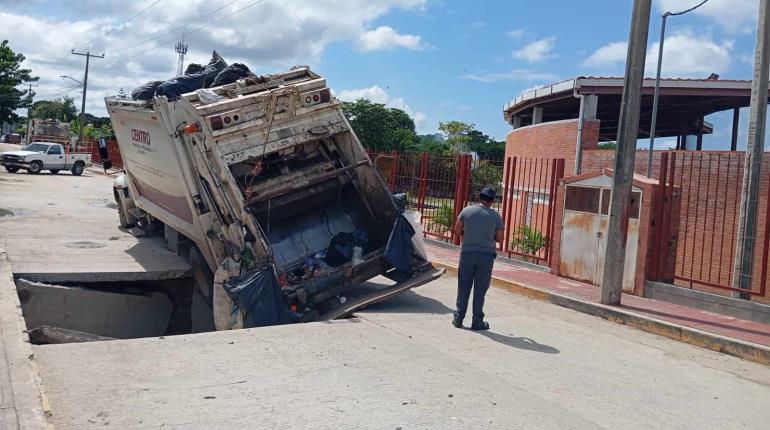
[1,142,92,175]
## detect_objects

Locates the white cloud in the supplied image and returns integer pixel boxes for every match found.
[581,41,628,68]
[2,0,428,116]
[461,69,558,84]
[355,26,427,52]
[512,37,557,63]
[645,30,733,76]
[505,28,526,39]
[582,31,733,77]
[657,0,757,33]
[336,85,427,131]
[512,36,556,63]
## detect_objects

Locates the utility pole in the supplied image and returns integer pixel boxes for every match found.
[71,50,104,149]
[600,0,652,305]
[175,28,188,77]
[732,0,770,301]
[25,83,38,145]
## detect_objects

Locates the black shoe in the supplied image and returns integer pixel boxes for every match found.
[470,321,490,331]
[452,316,463,328]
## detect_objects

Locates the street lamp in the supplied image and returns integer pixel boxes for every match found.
[59,75,83,86]
[646,0,710,177]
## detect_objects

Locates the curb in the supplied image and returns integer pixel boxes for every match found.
[431,260,770,366]
[0,244,54,429]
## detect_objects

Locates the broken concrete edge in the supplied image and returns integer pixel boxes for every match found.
[0,244,54,429]
[431,260,770,367]
[13,270,191,284]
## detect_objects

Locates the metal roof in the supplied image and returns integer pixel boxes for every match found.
[502,76,764,141]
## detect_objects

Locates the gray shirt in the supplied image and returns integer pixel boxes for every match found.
[458,204,504,255]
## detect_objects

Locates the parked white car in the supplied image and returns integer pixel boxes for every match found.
[1,142,91,175]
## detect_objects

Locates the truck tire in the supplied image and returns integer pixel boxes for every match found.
[4,166,19,173]
[27,161,43,174]
[71,161,84,176]
[49,169,59,174]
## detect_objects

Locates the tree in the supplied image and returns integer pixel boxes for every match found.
[0,40,38,125]
[467,129,505,159]
[416,133,451,154]
[31,97,77,122]
[438,120,475,153]
[342,99,417,151]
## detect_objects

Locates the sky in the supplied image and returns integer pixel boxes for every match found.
[0,0,764,149]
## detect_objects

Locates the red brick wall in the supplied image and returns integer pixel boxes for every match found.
[505,119,600,174]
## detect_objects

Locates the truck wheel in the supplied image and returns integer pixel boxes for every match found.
[4,166,19,173]
[49,169,60,174]
[27,161,42,174]
[71,162,84,176]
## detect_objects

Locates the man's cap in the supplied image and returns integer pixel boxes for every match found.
[479,186,496,200]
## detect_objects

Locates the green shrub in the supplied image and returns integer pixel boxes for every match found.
[510,225,547,257]
[429,204,455,234]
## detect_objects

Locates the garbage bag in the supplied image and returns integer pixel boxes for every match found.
[211,63,253,87]
[131,80,163,101]
[153,51,228,101]
[154,74,207,101]
[385,213,416,272]
[223,267,296,328]
[202,50,228,87]
[323,230,368,267]
[184,63,204,75]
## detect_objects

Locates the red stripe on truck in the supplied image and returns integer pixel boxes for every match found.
[131,176,194,224]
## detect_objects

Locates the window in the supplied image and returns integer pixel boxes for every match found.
[47,145,62,155]
[565,186,600,214]
[598,189,641,219]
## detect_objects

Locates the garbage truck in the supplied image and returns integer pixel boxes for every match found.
[105,66,443,331]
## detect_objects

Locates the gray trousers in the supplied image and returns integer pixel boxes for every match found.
[455,251,495,324]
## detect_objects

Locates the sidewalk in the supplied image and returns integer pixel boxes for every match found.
[425,241,770,365]
[0,245,51,429]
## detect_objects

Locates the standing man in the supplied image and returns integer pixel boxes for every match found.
[452,186,504,331]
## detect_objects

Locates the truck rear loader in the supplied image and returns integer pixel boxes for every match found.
[105,67,443,330]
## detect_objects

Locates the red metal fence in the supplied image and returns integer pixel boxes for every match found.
[369,150,564,266]
[500,157,566,264]
[654,151,769,299]
[80,138,124,168]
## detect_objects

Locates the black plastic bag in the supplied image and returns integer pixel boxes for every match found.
[154,74,207,101]
[323,230,368,267]
[223,267,296,328]
[131,80,163,101]
[153,51,228,100]
[184,63,204,75]
[202,51,228,87]
[385,213,416,273]
[211,63,253,87]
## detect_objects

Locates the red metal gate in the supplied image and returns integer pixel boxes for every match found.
[500,157,565,265]
[654,151,769,299]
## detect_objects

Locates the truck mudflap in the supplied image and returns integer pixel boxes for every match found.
[316,265,445,321]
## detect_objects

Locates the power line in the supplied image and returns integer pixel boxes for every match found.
[94,0,268,73]
[78,0,165,50]
[102,0,241,61]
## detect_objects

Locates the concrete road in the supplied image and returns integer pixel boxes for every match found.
[0,167,189,281]
[2,157,769,429]
[34,275,770,429]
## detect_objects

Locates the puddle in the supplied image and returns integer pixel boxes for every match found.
[0,208,13,217]
[65,241,108,249]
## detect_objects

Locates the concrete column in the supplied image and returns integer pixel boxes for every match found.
[600,0,652,306]
[512,115,522,129]
[532,106,543,124]
[574,94,599,174]
[733,0,770,300]
[731,107,740,151]
[696,116,704,151]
